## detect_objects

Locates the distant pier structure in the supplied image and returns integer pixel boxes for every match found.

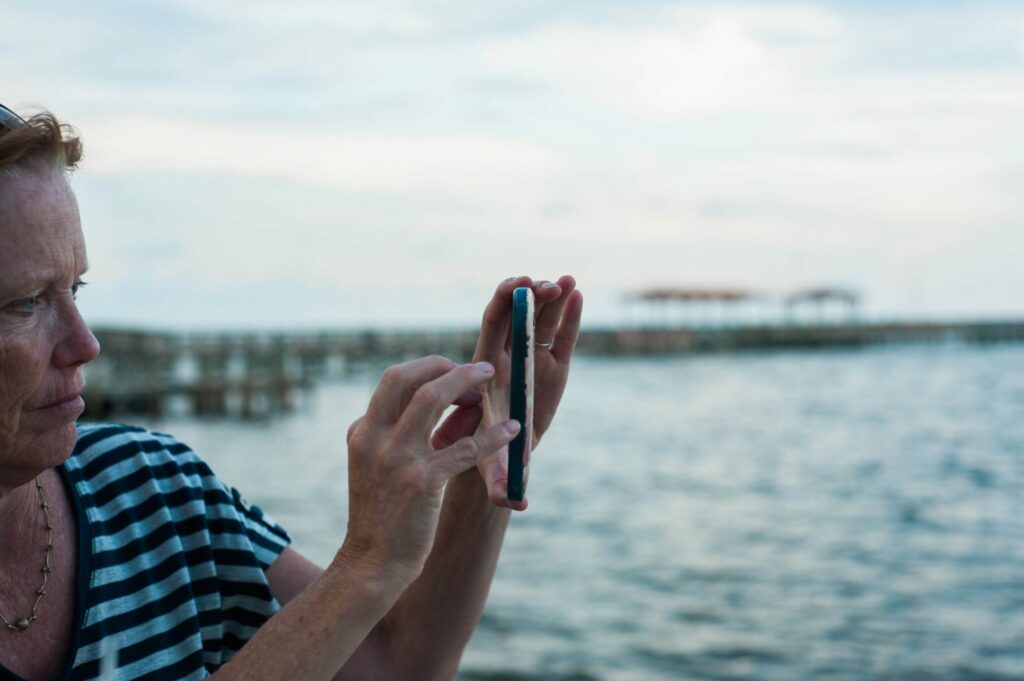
[607,284,1024,353]
[82,285,1024,420]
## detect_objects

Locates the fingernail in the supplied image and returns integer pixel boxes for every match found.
[542,281,559,289]
[474,361,494,374]
[504,419,521,435]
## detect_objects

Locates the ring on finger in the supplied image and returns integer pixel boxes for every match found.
[536,340,553,349]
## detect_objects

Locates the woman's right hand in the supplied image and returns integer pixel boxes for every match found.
[336,355,521,583]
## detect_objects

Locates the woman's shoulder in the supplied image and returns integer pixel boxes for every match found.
[67,422,291,567]
[72,420,201,460]
[66,421,214,492]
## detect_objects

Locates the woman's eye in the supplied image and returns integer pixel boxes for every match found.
[13,295,41,313]
[4,281,86,316]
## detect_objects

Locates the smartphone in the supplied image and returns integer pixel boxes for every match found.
[508,286,535,502]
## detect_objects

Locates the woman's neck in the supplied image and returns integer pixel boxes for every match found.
[0,473,47,562]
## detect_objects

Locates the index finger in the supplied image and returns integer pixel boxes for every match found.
[366,355,456,424]
[396,361,496,441]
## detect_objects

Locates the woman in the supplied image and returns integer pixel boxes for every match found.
[0,105,583,681]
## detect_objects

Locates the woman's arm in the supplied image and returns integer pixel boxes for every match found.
[214,549,404,681]
[212,357,521,681]
[263,548,393,681]
[263,473,510,681]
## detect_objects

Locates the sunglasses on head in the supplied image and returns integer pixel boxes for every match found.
[0,103,27,130]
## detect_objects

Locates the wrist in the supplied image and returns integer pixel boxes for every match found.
[446,471,512,527]
[331,539,420,594]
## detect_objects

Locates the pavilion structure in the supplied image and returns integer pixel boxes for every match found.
[625,285,862,328]
[625,287,763,328]
[784,287,861,324]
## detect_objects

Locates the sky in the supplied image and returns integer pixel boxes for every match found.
[2,0,1023,329]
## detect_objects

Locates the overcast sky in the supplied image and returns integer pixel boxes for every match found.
[3,0,1022,329]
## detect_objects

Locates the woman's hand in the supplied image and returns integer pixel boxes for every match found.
[338,356,521,583]
[468,275,584,510]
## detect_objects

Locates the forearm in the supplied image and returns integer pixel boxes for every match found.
[382,468,511,680]
[211,551,407,681]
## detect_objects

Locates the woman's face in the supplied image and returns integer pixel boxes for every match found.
[0,167,99,494]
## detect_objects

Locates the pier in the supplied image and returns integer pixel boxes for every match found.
[81,320,1024,421]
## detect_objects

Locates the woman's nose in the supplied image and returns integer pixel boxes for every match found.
[53,300,101,368]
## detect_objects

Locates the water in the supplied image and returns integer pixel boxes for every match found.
[145,344,1024,680]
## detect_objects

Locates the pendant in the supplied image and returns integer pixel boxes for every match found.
[15,618,30,630]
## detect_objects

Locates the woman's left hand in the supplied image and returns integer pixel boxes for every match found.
[431,275,583,510]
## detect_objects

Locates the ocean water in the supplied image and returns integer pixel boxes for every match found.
[147,343,1024,681]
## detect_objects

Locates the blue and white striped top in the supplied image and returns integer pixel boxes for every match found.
[0,422,292,681]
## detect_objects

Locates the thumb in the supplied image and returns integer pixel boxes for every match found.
[431,419,520,482]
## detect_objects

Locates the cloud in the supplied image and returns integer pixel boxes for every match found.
[475,5,845,119]
[82,116,564,203]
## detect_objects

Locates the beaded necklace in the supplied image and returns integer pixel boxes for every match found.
[0,478,54,632]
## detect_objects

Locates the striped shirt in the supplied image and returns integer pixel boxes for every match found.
[0,422,291,681]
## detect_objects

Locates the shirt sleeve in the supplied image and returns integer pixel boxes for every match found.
[148,428,293,572]
[226,485,292,570]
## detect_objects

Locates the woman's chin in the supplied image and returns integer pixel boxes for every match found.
[47,421,80,462]
[11,421,79,473]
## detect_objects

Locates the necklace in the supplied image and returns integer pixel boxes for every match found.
[0,478,53,632]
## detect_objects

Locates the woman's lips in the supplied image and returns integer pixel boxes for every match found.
[36,393,85,414]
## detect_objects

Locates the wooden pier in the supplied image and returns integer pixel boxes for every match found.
[81,327,480,421]
[81,320,1024,420]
